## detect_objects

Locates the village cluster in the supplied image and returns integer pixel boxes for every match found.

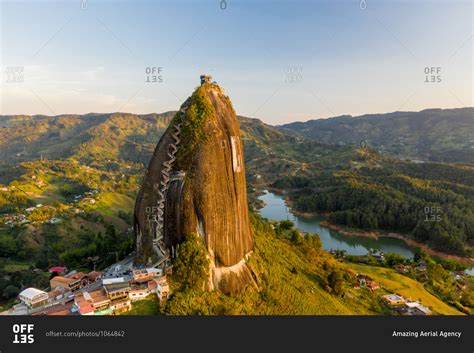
[353,273,432,315]
[1,265,169,316]
[0,184,100,228]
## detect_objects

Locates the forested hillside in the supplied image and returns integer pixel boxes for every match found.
[280,108,474,163]
[1,112,473,263]
[273,150,474,256]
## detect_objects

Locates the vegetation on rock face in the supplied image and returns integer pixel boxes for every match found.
[171,232,209,290]
[223,94,236,115]
[174,86,213,172]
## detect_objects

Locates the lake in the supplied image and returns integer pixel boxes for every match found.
[258,190,416,258]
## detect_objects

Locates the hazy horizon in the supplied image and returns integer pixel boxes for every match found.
[1,0,472,124]
[1,106,473,126]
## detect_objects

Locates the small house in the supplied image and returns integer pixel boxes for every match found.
[382,294,405,306]
[19,288,49,308]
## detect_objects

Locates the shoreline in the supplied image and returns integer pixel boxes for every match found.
[264,187,326,218]
[257,188,474,266]
[320,220,474,266]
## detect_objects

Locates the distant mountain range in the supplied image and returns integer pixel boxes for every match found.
[279,108,474,164]
[0,111,346,172]
[1,109,473,257]
[1,107,472,168]
[0,112,175,167]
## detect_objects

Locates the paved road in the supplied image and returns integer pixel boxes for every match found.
[103,255,134,277]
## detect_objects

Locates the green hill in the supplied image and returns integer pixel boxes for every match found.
[0,112,175,168]
[346,263,462,315]
[1,112,473,256]
[0,111,472,314]
[280,108,474,163]
[161,214,386,315]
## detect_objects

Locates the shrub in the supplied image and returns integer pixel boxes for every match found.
[172,233,209,290]
[384,253,405,267]
[2,285,20,299]
[290,230,304,245]
[279,220,294,230]
[327,270,344,296]
[304,233,322,250]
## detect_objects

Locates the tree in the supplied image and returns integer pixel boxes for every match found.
[3,285,20,299]
[49,271,59,280]
[0,236,16,257]
[327,270,344,296]
[460,291,473,308]
[304,232,322,250]
[104,225,118,252]
[384,253,405,267]
[279,220,294,230]
[290,230,304,245]
[173,233,209,290]
[413,248,428,263]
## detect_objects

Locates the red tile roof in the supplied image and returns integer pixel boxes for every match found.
[79,304,95,315]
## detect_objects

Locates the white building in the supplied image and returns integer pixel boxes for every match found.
[102,277,127,285]
[129,288,151,302]
[19,288,49,308]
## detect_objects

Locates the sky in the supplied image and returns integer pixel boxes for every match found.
[0,0,472,124]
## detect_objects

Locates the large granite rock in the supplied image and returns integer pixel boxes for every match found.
[134,81,254,294]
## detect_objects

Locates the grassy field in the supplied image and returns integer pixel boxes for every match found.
[3,262,32,272]
[161,216,385,315]
[33,175,67,203]
[123,295,160,315]
[346,263,463,315]
[96,192,134,216]
[94,192,134,231]
[18,174,80,204]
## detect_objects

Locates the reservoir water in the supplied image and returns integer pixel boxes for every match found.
[258,190,416,258]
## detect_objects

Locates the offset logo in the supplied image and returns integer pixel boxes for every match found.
[12,324,34,344]
[145,67,163,83]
